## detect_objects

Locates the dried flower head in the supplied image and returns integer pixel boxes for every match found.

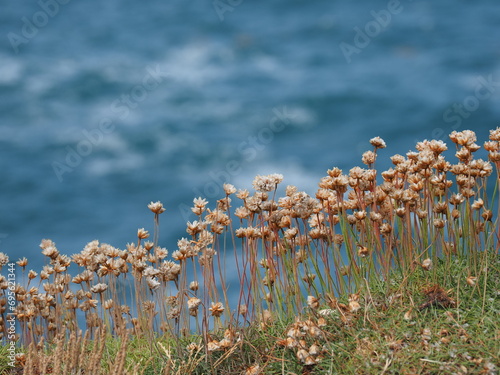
[223,183,236,195]
[252,174,284,192]
[148,201,166,214]
[421,258,432,271]
[207,340,221,352]
[471,198,484,210]
[362,150,376,166]
[309,343,322,357]
[380,223,392,234]
[482,209,493,221]
[209,302,225,317]
[348,300,361,313]
[41,245,59,260]
[466,276,477,286]
[296,348,309,362]
[90,283,108,294]
[191,197,208,215]
[450,130,477,147]
[189,281,199,291]
[187,297,201,310]
[0,253,9,267]
[137,228,150,239]
[489,127,500,141]
[146,277,160,290]
[307,295,320,309]
[245,364,261,375]
[404,310,413,321]
[357,245,370,258]
[433,219,445,229]
[370,136,386,149]
[16,257,28,268]
[239,304,248,316]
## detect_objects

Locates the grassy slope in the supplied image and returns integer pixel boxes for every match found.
[2,252,497,375]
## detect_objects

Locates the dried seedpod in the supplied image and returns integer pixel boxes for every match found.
[421,258,432,271]
[307,296,320,310]
[466,276,477,286]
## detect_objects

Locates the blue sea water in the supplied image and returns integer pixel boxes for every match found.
[0,0,499,273]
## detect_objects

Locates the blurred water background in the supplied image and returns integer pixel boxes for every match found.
[0,0,499,273]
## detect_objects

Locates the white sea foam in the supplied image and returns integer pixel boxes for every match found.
[0,56,23,84]
[160,43,231,85]
[86,152,146,176]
